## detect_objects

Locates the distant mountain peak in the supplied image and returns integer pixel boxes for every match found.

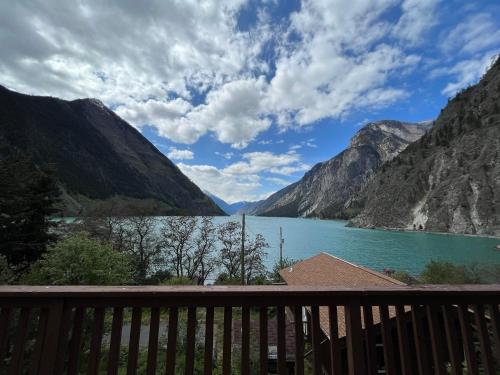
[350,58,500,236]
[204,191,259,215]
[86,98,107,109]
[249,120,429,219]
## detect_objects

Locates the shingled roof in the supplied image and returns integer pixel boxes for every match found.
[279,252,406,338]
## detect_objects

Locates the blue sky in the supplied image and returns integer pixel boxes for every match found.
[1,0,499,202]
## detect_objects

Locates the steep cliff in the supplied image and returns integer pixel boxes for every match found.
[250,120,430,218]
[351,57,500,236]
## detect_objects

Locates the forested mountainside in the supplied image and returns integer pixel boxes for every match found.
[351,57,500,236]
[0,85,224,216]
[249,120,430,218]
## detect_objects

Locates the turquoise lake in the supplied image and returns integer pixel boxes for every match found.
[211,215,500,275]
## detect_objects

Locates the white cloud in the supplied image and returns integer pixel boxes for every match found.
[290,138,318,151]
[0,0,436,149]
[224,151,309,176]
[305,139,317,148]
[178,150,308,201]
[264,1,420,128]
[266,177,290,186]
[115,97,193,130]
[432,53,497,97]
[441,13,500,56]
[0,0,272,147]
[392,0,441,46]
[177,163,264,203]
[0,1,258,99]
[165,77,271,147]
[166,148,194,160]
[215,151,234,160]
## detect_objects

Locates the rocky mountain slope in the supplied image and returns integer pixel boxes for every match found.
[0,85,224,216]
[351,57,500,236]
[250,120,430,218]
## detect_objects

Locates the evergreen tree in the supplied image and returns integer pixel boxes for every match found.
[0,147,60,268]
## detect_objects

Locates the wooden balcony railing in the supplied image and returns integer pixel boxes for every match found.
[0,285,499,375]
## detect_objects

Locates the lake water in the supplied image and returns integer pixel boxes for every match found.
[212,216,500,275]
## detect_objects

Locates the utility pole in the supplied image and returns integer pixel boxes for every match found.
[279,226,284,269]
[241,213,245,285]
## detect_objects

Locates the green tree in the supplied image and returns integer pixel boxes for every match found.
[243,233,269,284]
[126,215,161,282]
[217,221,243,279]
[158,216,198,278]
[23,233,132,285]
[0,148,60,268]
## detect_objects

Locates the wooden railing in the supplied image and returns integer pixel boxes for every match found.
[0,285,499,374]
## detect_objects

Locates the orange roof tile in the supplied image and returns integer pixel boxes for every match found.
[279,252,407,338]
[279,252,405,287]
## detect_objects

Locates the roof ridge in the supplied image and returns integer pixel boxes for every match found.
[319,252,406,286]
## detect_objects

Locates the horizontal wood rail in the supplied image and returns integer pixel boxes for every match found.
[0,285,499,374]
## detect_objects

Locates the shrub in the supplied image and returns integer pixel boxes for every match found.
[214,273,242,285]
[420,260,480,284]
[392,271,418,285]
[23,233,133,285]
[161,276,196,285]
[0,255,15,284]
[144,270,173,285]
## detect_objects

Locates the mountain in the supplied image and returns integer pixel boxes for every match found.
[234,200,264,214]
[249,120,431,218]
[0,85,224,216]
[205,191,258,215]
[350,57,500,236]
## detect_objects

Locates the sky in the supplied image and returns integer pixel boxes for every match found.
[1,0,499,203]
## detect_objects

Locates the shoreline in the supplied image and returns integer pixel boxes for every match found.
[351,224,500,240]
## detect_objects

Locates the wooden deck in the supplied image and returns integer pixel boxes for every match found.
[0,285,499,374]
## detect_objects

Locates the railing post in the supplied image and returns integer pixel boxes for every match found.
[329,305,341,375]
[277,305,287,375]
[294,306,304,375]
[395,305,412,375]
[310,305,322,375]
[37,299,65,375]
[457,305,478,375]
[0,307,12,367]
[426,305,446,375]
[222,306,232,375]
[259,307,269,375]
[380,305,396,375]
[362,305,376,375]
[241,306,250,375]
[345,299,365,375]
[411,305,431,375]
